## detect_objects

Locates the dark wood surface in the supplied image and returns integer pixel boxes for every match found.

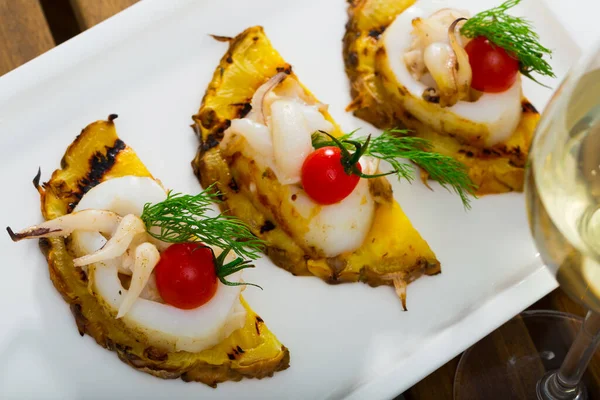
[403,289,591,400]
[1,2,597,399]
[0,0,54,75]
[69,0,138,29]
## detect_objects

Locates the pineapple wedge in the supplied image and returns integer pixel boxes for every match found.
[343,0,540,195]
[38,116,289,387]
[192,26,440,309]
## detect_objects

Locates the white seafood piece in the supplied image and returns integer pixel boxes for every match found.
[385,0,522,145]
[7,209,122,241]
[117,242,160,318]
[249,72,288,124]
[72,175,168,274]
[224,118,273,162]
[270,99,316,184]
[73,214,146,267]
[301,157,376,257]
[74,175,167,216]
[91,255,246,352]
[222,75,376,257]
[70,230,131,275]
[224,81,333,185]
[69,176,248,351]
[404,7,470,82]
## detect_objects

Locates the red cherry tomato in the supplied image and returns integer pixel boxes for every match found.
[155,243,217,309]
[465,36,519,93]
[301,146,361,205]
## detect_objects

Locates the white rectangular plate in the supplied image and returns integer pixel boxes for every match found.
[0,0,591,399]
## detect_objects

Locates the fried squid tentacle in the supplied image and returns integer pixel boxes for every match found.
[7,210,122,241]
[117,242,161,318]
[73,214,145,267]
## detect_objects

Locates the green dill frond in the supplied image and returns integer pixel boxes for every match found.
[141,186,264,260]
[460,0,555,82]
[311,129,477,209]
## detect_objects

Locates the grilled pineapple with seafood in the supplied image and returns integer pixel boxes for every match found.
[192,26,444,309]
[343,0,551,195]
[8,116,289,387]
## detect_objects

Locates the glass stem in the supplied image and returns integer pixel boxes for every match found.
[539,310,600,399]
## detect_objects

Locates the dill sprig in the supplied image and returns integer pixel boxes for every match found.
[208,246,262,290]
[460,0,555,84]
[141,186,265,260]
[312,129,477,209]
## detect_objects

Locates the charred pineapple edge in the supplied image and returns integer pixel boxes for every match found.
[191,26,440,291]
[36,117,289,388]
[342,0,540,195]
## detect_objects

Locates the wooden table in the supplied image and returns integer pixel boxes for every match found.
[0,1,596,399]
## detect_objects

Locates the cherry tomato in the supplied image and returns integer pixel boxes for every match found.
[155,243,217,309]
[465,36,519,93]
[301,146,361,205]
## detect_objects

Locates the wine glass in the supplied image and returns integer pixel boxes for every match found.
[454,41,600,399]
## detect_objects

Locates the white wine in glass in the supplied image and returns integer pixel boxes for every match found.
[455,42,600,400]
[529,67,600,314]
[526,47,600,399]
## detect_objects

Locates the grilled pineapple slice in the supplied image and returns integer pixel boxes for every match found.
[38,115,289,387]
[343,0,540,195]
[192,26,440,308]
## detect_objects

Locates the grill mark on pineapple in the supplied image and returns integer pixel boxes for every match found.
[255,316,264,335]
[199,108,217,129]
[260,220,276,234]
[216,120,230,138]
[76,267,88,283]
[198,117,230,152]
[232,102,252,118]
[347,51,358,67]
[201,134,220,151]
[521,101,538,114]
[368,26,386,38]
[228,345,246,360]
[70,139,126,210]
[276,64,292,75]
[458,149,475,158]
[228,177,240,193]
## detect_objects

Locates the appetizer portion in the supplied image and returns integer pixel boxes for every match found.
[192,27,474,308]
[344,0,552,194]
[7,116,289,387]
